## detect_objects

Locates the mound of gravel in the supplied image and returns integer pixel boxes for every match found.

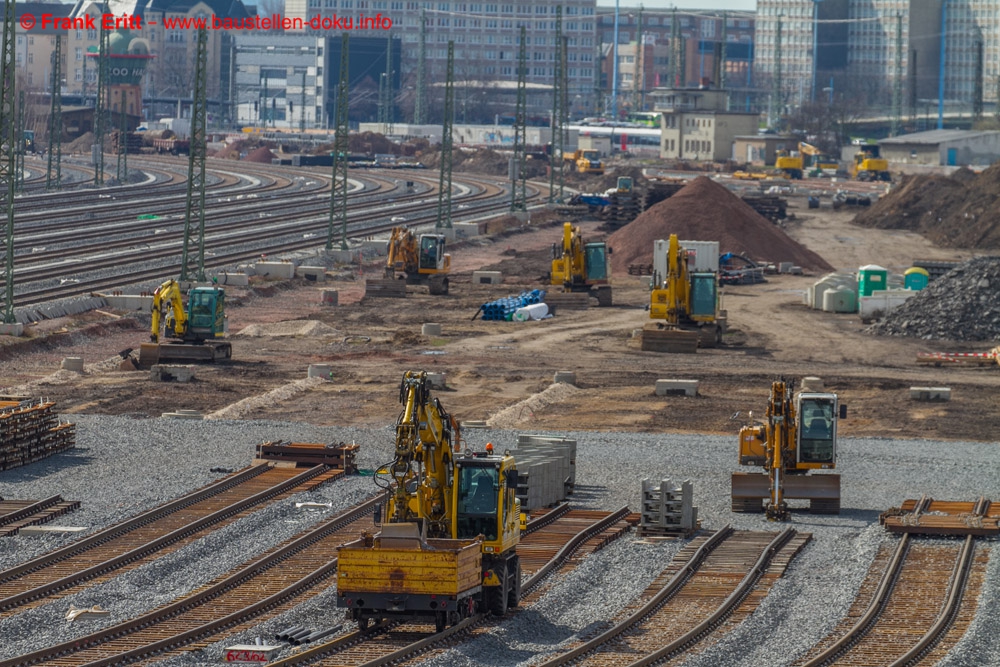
[867,256,1000,341]
[1,417,998,667]
[235,320,341,338]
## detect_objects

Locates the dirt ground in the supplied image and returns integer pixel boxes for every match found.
[2,195,998,444]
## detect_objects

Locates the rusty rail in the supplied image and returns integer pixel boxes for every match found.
[0,464,334,612]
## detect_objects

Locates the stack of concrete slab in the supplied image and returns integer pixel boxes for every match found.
[0,400,75,471]
[639,478,698,537]
[513,434,576,510]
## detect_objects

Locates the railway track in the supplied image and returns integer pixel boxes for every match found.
[0,463,342,618]
[0,499,624,667]
[255,505,635,667]
[3,161,524,309]
[534,527,810,667]
[796,497,991,667]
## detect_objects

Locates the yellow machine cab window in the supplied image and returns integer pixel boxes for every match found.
[798,397,835,463]
[456,463,500,541]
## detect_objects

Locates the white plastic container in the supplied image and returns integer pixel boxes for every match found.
[514,303,549,321]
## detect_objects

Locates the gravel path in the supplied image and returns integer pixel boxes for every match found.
[0,417,996,667]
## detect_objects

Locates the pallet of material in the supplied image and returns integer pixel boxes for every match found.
[255,441,359,472]
[513,435,577,510]
[364,278,407,298]
[545,291,591,311]
[0,400,75,471]
[638,478,699,537]
[0,495,81,537]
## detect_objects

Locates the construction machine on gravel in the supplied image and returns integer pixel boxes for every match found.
[336,371,522,632]
[731,379,845,520]
[640,234,724,353]
[368,226,451,296]
[138,279,231,368]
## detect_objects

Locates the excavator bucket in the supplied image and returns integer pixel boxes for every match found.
[731,472,841,515]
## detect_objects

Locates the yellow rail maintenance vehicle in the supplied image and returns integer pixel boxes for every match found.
[731,379,846,520]
[337,371,522,632]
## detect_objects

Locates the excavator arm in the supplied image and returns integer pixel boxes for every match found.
[150,279,188,343]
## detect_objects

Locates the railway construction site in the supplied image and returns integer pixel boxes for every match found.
[0,153,998,667]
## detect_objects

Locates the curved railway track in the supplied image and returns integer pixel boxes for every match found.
[0,505,632,667]
[259,506,635,667]
[534,526,810,667]
[0,464,342,618]
[3,160,527,310]
[797,497,991,667]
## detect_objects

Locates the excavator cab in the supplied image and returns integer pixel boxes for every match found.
[583,243,609,282]
[796,393,843,466]
[186,287,226,339]
[453,452,520,554]
[418,234,447,272]
[688,273,719,321]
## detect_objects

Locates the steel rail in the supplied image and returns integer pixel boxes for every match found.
[263,507,634,667]
[887,496,987,667]
[625,528,797,667]
[533,526,736,667]
[0,465,270,585]
[0,465,332,612]
[0,493,386,667]
[800,496,932,667]
[5,176,518,308]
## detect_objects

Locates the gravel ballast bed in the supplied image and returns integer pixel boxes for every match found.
[0,416,996,666]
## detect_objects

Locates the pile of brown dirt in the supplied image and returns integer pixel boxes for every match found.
[65,132,96,154]
[608,176,835,274]
[854,164,1000,248]
[244,146,276,163]
[213,141,246,160]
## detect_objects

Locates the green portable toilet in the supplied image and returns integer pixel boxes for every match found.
[904,266,930,291]
[858,264,888,297]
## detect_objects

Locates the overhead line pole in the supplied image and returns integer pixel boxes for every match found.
[47,34,62,190]
[0,0,18,324]
[327,33,350,251]
[180,26,209,284]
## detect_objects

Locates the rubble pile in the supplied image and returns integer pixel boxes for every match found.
[854,164,1000,248]
[867,257,1000,341]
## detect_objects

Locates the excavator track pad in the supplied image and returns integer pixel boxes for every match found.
[138,341,232,369]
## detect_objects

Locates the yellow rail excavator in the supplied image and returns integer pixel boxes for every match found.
[773,149,804,180]
[138,279,231,368]
[550,222,613,306]
[563,149,604,175]
[731,380,845,520]
[337,371,522,632]
[385,226,451,295]
[851,144,891,182]
[640,234,724,353]
[799,141,839,177]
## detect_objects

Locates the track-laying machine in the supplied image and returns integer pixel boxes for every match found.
[641,234,724,353]
[550,222,613,306]
[384,226,451,295]
[138,279,230,367]
[337,371,522,632]
[731,380,845,520]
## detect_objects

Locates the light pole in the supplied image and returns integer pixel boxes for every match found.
[811,0,823,102]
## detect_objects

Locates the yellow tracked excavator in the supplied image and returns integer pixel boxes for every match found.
[731,380,845,520]
[138,279,231,368]
[336,371,522,632]
[383,226,451,295]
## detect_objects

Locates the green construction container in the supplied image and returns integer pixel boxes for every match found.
[904,266,930,291]
[858,265,888,297]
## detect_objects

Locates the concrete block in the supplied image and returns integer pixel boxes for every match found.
[103,295,154,312]
[425,372,447,389]
[296,266,327,282]
[161,409,203,419]
[553,371,576,385]
[308,364,333,379]
[0,322,23,336]
[452,222,483,239]
[422,323,442,336]
[472,271,502,285]
[910,386,951,401]
[61,357,84,372]
[150,365,195,382]
[360,241,389,257]
[655,379,699,397]
[321,289,339,306]
[328,249,363,264]
[254,261,296,279]
[216,273,249,287]
[801,376,824,391]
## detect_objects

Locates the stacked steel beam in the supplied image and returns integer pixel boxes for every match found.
[0,399,75,470]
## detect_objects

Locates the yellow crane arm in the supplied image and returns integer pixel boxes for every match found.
[150,279,187,342]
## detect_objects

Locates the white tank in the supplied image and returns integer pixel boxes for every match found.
[822,288,857,313]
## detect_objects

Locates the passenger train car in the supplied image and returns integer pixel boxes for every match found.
[569,124,661,156]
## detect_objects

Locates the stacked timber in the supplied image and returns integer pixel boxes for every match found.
[741,194,787,221]
[0,400,75,471]
[513,434,576,510]
[255,441,359,472]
